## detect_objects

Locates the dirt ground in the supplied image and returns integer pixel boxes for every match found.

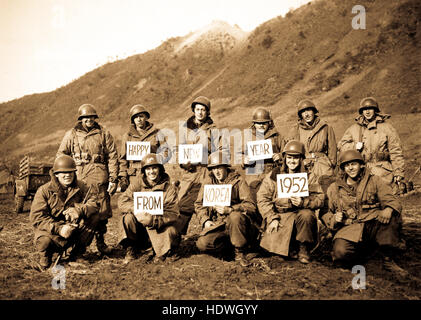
[0,188,420,300]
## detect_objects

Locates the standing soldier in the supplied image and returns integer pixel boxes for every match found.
[118,104,171,192]
[321,150,404,272]
[118,153,181,263]
[57,104,119,255]
[286,99,337,186]
[257,141,324,264]
[177,96,225,235]
[338,97,406,194]
[242,107,285,199]
[195,151,261,267]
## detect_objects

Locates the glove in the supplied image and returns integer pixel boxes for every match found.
[214,206,232,215]
[107,181,118,195]
[119,177,129,192]
[150,215,165,230]
[58,224,76,239]
[63,207,81,223]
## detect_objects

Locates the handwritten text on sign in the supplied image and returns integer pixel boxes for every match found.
[203,185,232,207]
[277,173,309,198]
[133,191,163,215]
[126,141,151,161]
[247,139,273,161]
[178,144,203,164]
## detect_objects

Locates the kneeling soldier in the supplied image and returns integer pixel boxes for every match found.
[118,153,181,263]
[321,150,404,270]
[30,155,100,271]
[257,141,324,264]
[195,151,261,267]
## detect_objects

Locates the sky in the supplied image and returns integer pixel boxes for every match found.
[0,0,311,103]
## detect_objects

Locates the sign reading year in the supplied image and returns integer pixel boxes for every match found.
[276,173,309,198]
[133,191,163,215]
[247,139,273,161]
[126,141,151,161]
[203,185,232,207]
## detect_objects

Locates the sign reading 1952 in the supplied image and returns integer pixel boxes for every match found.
[276,173,309,198]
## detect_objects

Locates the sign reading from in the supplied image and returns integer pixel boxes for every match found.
[178,144,203,164]
[203,184,232,207]
[133,191,163,215]
[277,173,309,198]
[247,139,273,161]
[126,141,151,161]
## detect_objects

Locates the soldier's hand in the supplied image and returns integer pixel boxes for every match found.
[58,224,76,239]
[272,153,282,162]
[267,220,279,234]
[107,181,118,195]
[214,206,232,215]
[334,211,343,223]
[119,177,129,192]
[290,196,303,207]
[63,207,81,223]
[204,220,215,229]
[377,207,393,224]
[135,211,153,227]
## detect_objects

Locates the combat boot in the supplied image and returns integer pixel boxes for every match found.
[123,246,137,264]
[234,248,251,267]
[95,233,112,255]
[298,243,310,264]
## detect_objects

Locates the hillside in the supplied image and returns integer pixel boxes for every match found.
[0,0,420,177]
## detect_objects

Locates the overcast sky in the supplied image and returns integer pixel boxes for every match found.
[0,0,311,103]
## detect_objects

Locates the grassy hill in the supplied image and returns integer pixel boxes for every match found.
[0,0,420,180]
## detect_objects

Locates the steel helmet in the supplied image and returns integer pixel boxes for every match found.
[141,153,164,173]
[130,104,150,122]
[191,96,211,113]
[338,149,365,169]
[53,155,77,173]
[297,99,318,117]
[359,97,380,114]
[282,140,305,156]
[252,107,272,123]
[77,104,98,120]
[207,150,231,169]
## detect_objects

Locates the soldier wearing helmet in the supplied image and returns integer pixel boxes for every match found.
[118,153,181,263]
[286,99,337,185]
[257,141,324,264]
[338,97,406,194]
[29,155,100,270]
[118,104,172,193]
[194,151,260,267]
[57,103,119,255]
[320,150,404,271]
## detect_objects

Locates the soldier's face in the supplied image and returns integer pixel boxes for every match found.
[55,172,75,187]
[81,116,96,128]
[194,105,208,122]
[145,165,160,182]
[362,108,376,121]
[254,122,270,133]
[133,113,148,128]
[344,161,362,178]
[211,166,228,182]
[285,154,301,171]
[301,108,315,124]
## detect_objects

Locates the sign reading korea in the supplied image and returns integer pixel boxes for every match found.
[178,144,203,164]
[126,141,151,161]
[247,139,273,161]
[277,173,309,198]
[133,191,163,215]
[203,184,232,207]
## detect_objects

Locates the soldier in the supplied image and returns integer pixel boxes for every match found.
[257,141,324,264]
[118,104,171,192]
[338,97,406,194]
[29,155,99,271]
[286,99,337,186]
[177,96,225,236]
[57,104,119,255]
[118,153,181,263]
[195,151,261,267]
[242,107,285,199]
[321,150,404,271]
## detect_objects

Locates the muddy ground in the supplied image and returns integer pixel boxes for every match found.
[0,190,420,301]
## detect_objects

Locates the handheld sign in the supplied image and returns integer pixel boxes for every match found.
[178,144,203,164]
[277,173,309,198]
[247,139,273,161]
[203,184,232,207]
[126,141,151,161]
[133,191,163,215]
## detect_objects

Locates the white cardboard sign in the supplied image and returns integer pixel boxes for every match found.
[276,173,309,198]
[202,184,232,207]
[247,139,273,161]
[133,191,163,215]
[178,144,203,164]
[126,141,151,161]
